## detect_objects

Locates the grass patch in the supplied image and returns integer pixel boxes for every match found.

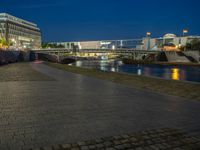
[45,62,200,101]
[0,63,53,81]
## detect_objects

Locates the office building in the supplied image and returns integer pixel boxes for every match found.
[0,13,41,49]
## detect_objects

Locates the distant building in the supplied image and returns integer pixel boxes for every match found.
[51,39,142,50]
[139,33,200,51]
[0,13,41,49]
[50,33,200,51]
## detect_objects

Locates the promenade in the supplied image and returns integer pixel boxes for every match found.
[0,62,200,150]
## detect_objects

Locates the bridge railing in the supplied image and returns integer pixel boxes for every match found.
[32,48,161,54]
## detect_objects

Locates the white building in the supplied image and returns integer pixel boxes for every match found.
[139,34,200,51]
[52,39,142,50]
[0,13,41,49]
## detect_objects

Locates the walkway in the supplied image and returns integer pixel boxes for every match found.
[0,62,200,150]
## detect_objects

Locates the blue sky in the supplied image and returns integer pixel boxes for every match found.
[0,0,200,42]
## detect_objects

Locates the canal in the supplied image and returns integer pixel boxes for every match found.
[71,60,200,83]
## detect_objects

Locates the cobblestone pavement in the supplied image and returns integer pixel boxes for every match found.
[0,62,200,150]
[31,128,200,150]
[0,62,53,81]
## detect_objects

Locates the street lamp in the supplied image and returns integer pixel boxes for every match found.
[146,32,151,50]
[11,38,17,49]
[183,29,188,36]
[112,45,116,50]
[146,32,151,37]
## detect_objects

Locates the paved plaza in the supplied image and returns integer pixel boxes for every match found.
[0,62,200,150]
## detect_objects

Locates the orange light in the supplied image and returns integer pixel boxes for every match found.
[172,68,180,81]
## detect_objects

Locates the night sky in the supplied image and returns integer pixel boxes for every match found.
[0,0,200,42]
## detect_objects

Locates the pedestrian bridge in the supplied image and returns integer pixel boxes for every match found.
[32,48,161,60]
[33,48,160,55]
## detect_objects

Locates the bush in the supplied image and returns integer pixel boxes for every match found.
[185,39,200,51]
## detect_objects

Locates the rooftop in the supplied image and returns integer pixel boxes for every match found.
[0,13,39,30]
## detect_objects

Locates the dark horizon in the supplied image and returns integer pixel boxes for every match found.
[1,0,200,42]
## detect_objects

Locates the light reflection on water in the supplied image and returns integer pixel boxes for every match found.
[171,68,180,81]
[72,60,200,83]
[137,68,142,76]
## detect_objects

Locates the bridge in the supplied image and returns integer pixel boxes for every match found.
[32,48,161,61]
[33,48,160,55]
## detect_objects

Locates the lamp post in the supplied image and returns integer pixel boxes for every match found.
[11,38,17,49]
[183,29,188,37]
[183,29,189,51]
[146,32,151,50]
[112,45,116,50]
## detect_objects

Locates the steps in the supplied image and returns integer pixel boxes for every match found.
[165,51,191,63]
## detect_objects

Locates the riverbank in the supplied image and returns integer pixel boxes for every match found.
[45,62,200,101]
[122,58,200,66]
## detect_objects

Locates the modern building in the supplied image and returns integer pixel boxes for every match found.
[139,34,200,51]
[0,13,41,49]
[50,32,200,51]
[51,39,142,50]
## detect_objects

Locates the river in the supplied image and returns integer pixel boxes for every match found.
[71,60,200,83]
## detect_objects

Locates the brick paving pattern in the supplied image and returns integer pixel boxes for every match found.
[31,128,200,150]
[1,62,200,150]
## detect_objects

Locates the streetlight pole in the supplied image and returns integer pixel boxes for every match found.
[183,29,188,37]
[146,32,151,50]
[58,49,60,63]
[183,29,189,51]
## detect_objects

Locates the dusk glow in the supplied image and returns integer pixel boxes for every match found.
[0,1,200,150]
[1,0,200,42]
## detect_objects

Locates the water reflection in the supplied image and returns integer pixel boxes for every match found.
[137,68,142,76]
[75,61,83,67]
[111,67,116,72]
[71,60,200,83]
[171,68,180,81]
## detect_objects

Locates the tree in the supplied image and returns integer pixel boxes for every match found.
[191,39,200,51]
[185,39,200,51]
[0,37,9,49]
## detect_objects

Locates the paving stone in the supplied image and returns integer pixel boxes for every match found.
[122,134,129,139]
[150,145,160,150]
[72,143,79,147]
[135,147,144,150]
[43,146,52,150]
[71,148,80,150]
[43,147,52,150]
[1,63,200,150]
[78,142,86,146]
[113,136,122,140]
[113,140,121,145]
[130,137,138,143]
[95,143,104,149]
[52,145,60,150]
[32,148,41,150]
[114,144,126,150]
[103,141,113,147]
[94,139,103,144]
[106,148,116,150]
[88,145,96,150]
[80,146,89,150]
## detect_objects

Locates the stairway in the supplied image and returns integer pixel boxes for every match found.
[165,51,191,63]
